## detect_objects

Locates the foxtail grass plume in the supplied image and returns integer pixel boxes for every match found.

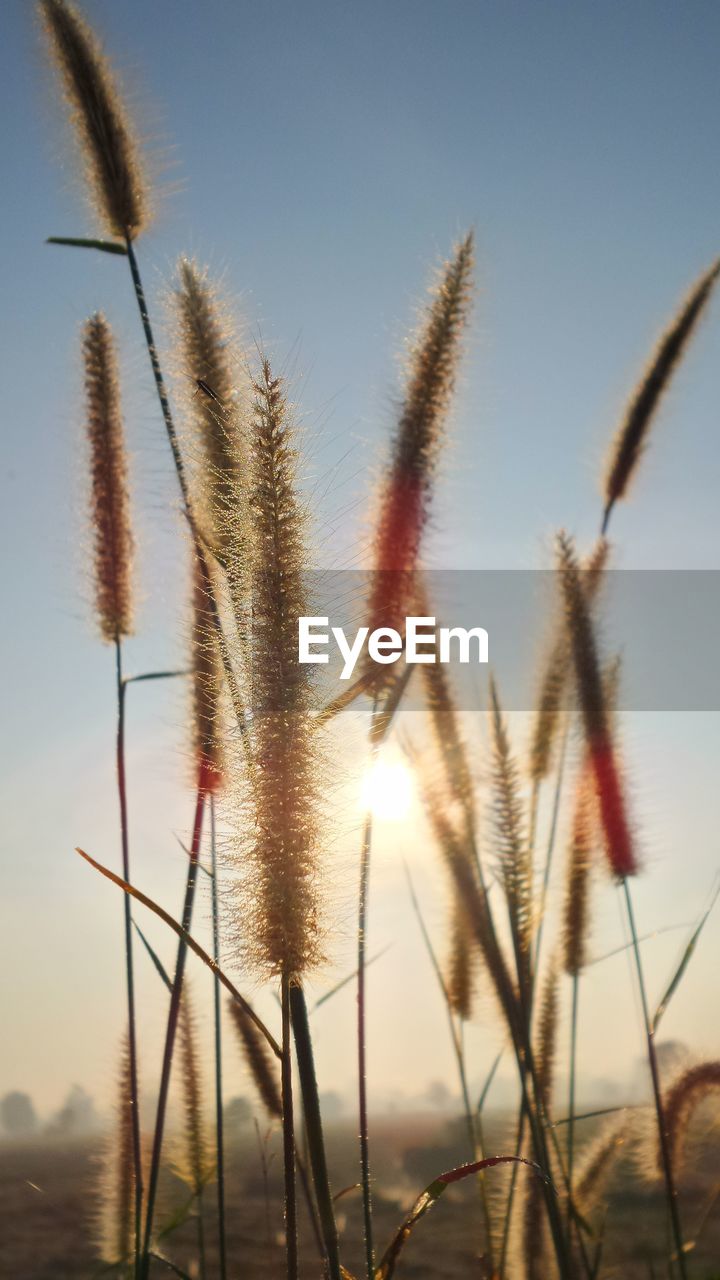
[535,966,558,1113]
[237,359,322,979]
[557,533,637,879]
[171,259,247,555]
[419,602,477,834]
[413,760,518,1033]
[175,989,212,1196]
[446,898,474,1022]
[489,677,533,998]
[83,312,134,643]
[574,1118,626,1217]
[529,538,608,784]
[39,0,150,240]
[95,1035,135,1267]
[190,558,224,792]
[662,1060,720,1175]
[602,258,720,532]
[227,997,282,1120]
[366,234,474,646]
[562,760,595,978]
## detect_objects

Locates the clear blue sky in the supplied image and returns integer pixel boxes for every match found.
[2,0,720,1118]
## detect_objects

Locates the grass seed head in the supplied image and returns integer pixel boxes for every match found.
[367,233,474,648]
[39,0,150,239]
[227,997,282,1120]
[235,359,323,980]
[602,258,720,530]
[556,532,637,879]
[83,312,134,643]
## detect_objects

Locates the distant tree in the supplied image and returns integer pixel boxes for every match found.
[48,1085,98,1135]
[224,1095,252,1130]
[319,1090,344,1120]
[0,1091,38,1138]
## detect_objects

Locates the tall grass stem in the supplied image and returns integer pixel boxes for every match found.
[114,637,143,1275]
[209,794,228,1280]
[139,783,207,1279]
[623,878,688,1279]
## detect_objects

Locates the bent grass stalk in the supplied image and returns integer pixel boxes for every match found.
[139,779,208,1280]
[209,795,227,1280]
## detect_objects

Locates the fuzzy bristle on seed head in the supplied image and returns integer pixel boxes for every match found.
[414,758,518,1033]
[562,760,595,977]
[227,997,282,1119]
[446,896,474,1021]
[419,593,476,833]
[556,532,637,879]
[95,1034,135,1265]
[489,677,533,997]
[237,359,322,979]
[535,965,558,1113]
[602,258,720,532]
[366,234,474,648]
[190,558,224,792]
[175,988,212,1195]
[529,537,609,784]
[662,1060,720,1175]
[172,258,247,555]
[574,1118,626,1217]
[39,0,149,240]
[83,312,134,643]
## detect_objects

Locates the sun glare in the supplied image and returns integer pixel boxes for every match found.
[360,757,414,821]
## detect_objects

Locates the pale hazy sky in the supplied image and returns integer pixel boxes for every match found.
[2,0,720,1122]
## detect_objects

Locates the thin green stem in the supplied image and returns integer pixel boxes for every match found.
[567,972,580,1236]
[114,637,143,1277]
[196,1187,206,1280]
[404,864,495,1269]
[139,783,207,1280]
[122,235,250,764]
[209,795,227,1280]
[533,718,570,977]
[357,695,380,1280]
[281,973,299,1280]
[289,984,341,1280]
[623,879,688,1280]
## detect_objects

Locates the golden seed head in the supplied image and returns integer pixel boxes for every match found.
[662,1060,720,1176]
[227,997,282,1119]
[94,1034,135,1265]
[235,359,322,980]
[489,677,533,995]
[602,258,720,530]
[367,233,474,645]
[174,988,212,1195]
[556,532,637,879]
[190,557,224,791]
[574,1118,626,1217]
[446,896,474,1022]
[171,258,248,556]
[83,312,134,643]
[39,0,150,239]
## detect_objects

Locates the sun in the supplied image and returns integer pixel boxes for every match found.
[360,757,414,821]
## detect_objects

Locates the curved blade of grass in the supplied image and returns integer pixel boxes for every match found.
[123,668,190,685]
[46,235,128,255]
[375,1155,550,1280]
[156,1192,197,1241]
[311,945,393,1012]
[149,1253,193,1279]
[477,1052,503,1115]
[75,846,281,1058]
[652,881,720,1032]
[132,920,172,991]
